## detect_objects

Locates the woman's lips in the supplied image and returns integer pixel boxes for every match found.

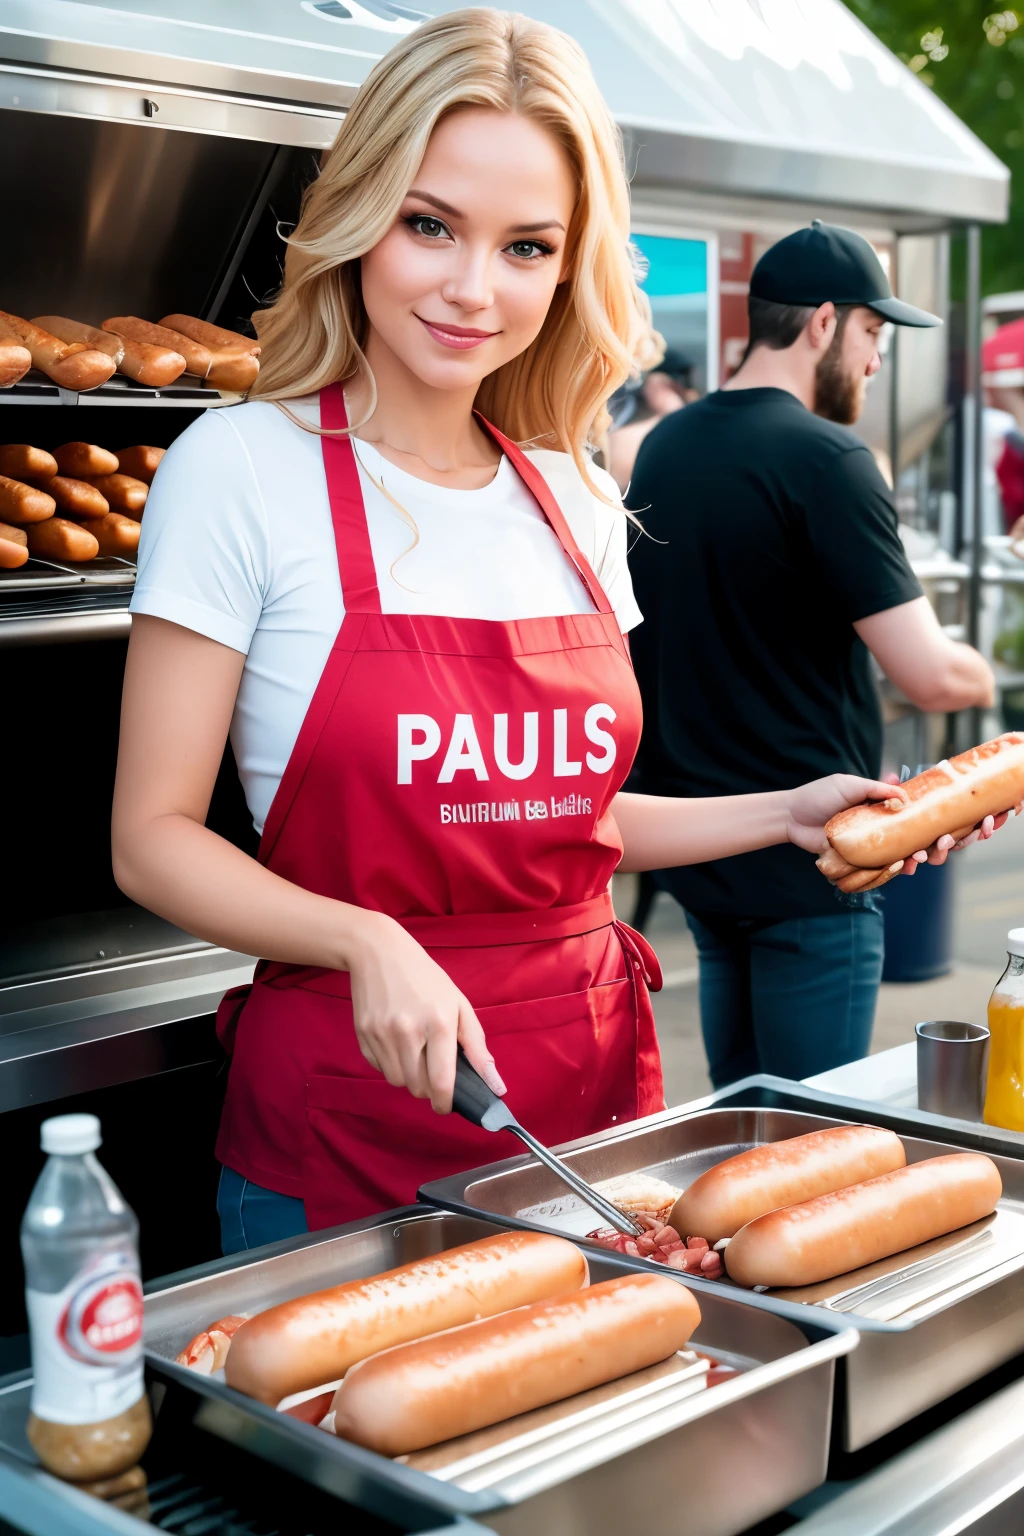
[416,316,499,350]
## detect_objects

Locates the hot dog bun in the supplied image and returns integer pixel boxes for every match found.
[101,324,186,388]
[0,342,32,387]
[103,317,211,379]
[114,445,164,484]
[333,1273,700,1456]
[27,517,99,563]
[0,521,28,568]
[225,1231,588,1406]
[82,473,148,515]
[669,1125,906,1243]
[159,314,260,356]
[826,735,1024,869]
[55,443,119,479]
[0,445,58,481]
[725,1153,1002,1289]
[84,512,141,557]
[0,312,116,390]
[32,317,125,365]
[45,477,109,519]
[205,349,259,392]
[0,476,55,524]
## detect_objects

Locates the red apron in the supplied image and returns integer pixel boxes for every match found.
[215,384,664,1230]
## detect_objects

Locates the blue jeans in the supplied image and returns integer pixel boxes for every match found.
[683,904,884,1089]
[217,1165,309,1255]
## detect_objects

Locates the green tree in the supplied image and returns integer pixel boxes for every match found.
[845,3,1024,294]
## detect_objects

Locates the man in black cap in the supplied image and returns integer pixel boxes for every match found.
[627,220,995,1088]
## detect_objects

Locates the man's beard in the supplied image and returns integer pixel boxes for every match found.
[814,335,866,424]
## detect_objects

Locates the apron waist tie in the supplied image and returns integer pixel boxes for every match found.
[250,891,624,994]
[399,891,614,948]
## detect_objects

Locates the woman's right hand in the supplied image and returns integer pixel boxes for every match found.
[345,910,506,1115]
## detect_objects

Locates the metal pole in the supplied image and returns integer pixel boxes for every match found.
[964,223,985,744]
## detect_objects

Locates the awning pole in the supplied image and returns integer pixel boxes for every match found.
[964,223,985,744]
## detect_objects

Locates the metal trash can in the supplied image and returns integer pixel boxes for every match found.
[881,857,956,982]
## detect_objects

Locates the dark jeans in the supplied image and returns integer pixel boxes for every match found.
[217,1164,308,1255]
[682,903,884,1089]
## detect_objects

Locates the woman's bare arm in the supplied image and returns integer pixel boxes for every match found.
[612,776,911,875]
[112,615,504,1110]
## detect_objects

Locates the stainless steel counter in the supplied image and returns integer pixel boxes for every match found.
[0,947,253,1113]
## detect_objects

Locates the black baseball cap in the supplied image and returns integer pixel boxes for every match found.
[750,219,941,328]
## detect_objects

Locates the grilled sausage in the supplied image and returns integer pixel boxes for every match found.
[159,313,260,356]
[82,473,148,515]
[45,477,109,519]
[100,323,186,388]
[333,1274,701,1456]
[84,512,141,557]
[206,350,260,392]
[0,342,32,387]
[0,476,55,524]
[725,1154,1002,1289]
[113,445,164,484]
[669,1125,907,1244]
[0,445,58,481]
[0,312,116,390]
[54,443,119,479]
[32,317,126,365]
[103,317,211,379]
[826,735,1024,869]
[0,521,28,569]
[225,1231,588,1406]
[27,517,99,563]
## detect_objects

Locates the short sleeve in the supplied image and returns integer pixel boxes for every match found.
[587,463,644,633]
[130,410,270,654]
[804,445,923,622]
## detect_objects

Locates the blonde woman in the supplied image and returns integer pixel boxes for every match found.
[114,8,903,1252]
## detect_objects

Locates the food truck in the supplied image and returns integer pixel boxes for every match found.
[1,3,1022,1531]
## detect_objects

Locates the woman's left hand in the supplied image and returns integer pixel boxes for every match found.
[788,772,1012,881]
[784,774,906,855]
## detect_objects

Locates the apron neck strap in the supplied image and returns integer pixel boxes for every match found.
[318,386,614,622]
[476,415,614,617]
[320,382,382,615]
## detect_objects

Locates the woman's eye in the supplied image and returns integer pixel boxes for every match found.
[405,214,450,240]
[507,240,552,260]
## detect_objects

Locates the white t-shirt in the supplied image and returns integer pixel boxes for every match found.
[131,396,642,834]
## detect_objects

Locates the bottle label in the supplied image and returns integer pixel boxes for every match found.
[27,1251,144,1425]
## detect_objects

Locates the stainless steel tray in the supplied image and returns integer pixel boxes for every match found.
[145,1206,855,1536]
[419,1080,1024,1452]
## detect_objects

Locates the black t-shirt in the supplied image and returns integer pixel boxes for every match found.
[625,387,923,919]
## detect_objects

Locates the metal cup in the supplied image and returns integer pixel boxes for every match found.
[916,1020,990,1121]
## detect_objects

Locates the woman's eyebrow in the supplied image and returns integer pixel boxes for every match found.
[509,219,566,234]
[405,189,461,217]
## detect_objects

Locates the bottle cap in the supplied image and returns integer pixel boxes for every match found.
[40,1114,101,1155]
[1008,929,1024,958]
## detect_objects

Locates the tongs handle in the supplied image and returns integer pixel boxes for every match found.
[451,1048,643,1237]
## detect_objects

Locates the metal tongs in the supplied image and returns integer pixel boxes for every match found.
[451,1047,644,1237]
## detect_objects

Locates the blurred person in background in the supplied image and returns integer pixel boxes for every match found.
[607,348,697,493]
[982,318,1024,536]
[627,221,997,1088]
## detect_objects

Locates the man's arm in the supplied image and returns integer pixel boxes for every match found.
[855,596,995,713]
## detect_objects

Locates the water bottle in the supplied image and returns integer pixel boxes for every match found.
[20,1114,151,1482]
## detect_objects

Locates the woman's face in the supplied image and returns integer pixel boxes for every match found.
[360,108,576,394]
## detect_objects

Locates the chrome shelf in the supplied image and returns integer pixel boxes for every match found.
[0,371,234,408]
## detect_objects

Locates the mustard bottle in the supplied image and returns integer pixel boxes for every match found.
[983,929,1024,1131]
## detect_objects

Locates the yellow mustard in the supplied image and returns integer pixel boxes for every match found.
[983,928,1024,1131]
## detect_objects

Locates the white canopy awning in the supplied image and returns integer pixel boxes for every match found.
[0,0,1008,225]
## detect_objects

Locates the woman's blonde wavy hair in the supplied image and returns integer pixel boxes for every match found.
[249,6,660,490]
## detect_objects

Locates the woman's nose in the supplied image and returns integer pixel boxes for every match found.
[441,247,494,313]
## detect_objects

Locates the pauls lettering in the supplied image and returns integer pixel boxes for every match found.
[398,706,617,785]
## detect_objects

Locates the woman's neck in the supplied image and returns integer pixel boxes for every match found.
[345,331,500,489]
